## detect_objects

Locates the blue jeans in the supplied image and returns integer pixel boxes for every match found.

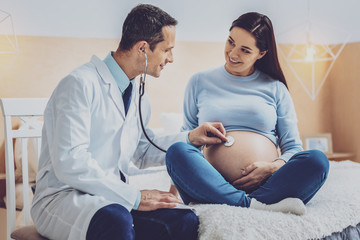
[165,142,329,207]
[86,204,198,240]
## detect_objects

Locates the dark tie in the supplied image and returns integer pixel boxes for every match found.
[119,170,126,182]
[122,83,133,115]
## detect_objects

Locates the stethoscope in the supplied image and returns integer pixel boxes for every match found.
[138,50,167,153]
[137,49,235,154]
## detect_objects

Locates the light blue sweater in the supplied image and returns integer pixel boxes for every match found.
[181,66,303,162]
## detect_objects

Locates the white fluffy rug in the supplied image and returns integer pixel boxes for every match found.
[129,160,360,239]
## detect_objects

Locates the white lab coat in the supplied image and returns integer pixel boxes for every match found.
[31,55,188,240]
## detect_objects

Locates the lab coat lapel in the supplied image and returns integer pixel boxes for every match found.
[90,56,142,176]
[118,82,140,174]
[90,55,126,118]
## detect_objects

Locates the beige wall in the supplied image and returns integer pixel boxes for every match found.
[328,42,360,161]
[278,45,333,136]
[0,36,359,181]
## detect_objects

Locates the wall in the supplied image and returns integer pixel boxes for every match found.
[278,44,333,135]
[0,37,359,203]
[0,36,335,134]
[328,42,360,161]
[4,0,360,43]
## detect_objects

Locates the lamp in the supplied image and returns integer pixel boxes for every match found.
[0,9,18,80]
[278,0,350,100]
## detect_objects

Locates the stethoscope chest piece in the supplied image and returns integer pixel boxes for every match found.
[224,136,235,147]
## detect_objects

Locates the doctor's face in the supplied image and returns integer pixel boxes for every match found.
[146,26,175,78]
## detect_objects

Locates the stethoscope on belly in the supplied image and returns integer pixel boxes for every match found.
[138,50,235,154]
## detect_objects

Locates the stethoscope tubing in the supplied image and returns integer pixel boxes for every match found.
[138,53,167,153]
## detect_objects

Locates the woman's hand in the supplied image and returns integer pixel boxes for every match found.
[231,160,285,192]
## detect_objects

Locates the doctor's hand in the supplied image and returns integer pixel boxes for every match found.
[231,160,285,192]
[137,190,182,211]
[188,122,228,147]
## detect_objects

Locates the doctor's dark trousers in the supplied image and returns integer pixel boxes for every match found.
[86,198,198,240]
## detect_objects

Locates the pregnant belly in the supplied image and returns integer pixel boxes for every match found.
[203,131,278,183]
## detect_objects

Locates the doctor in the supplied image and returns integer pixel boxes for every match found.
[31,4,228,240]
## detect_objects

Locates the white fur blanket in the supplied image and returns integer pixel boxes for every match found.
[129,160,360,239]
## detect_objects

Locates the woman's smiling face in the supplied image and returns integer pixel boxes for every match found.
[224,27,266,76]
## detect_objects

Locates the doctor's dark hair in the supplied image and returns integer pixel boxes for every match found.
[119,4,178,51]
[230,12,288,89]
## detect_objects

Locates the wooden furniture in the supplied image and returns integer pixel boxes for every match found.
[326,152,355,161]
[1,98,48,240]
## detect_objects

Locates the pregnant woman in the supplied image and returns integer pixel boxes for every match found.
[165,12,329,215]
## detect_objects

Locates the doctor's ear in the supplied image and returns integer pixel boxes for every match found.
[136,41,148,55]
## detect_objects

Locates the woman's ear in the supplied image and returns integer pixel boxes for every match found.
[258,50,268,59]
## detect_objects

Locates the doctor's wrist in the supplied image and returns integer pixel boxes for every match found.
[187,132,199,147]
[187,132,203,149]
[132,191,141,210]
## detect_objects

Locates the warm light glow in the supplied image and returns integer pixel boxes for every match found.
[277,0,350,100]
[305,44,316,62]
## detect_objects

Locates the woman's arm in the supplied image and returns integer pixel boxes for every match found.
[181,74,200,131]
[275,81,303,162]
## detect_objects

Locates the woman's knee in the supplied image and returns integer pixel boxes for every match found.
[86,204,134,240]
[166,142,194,166]
[294,150,329,180]
[167,142,189,157]
[306,150,329,173]
[290,150,329,180]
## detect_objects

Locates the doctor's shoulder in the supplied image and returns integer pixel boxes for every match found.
[53,63,99,99]
[71,62,100,84]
